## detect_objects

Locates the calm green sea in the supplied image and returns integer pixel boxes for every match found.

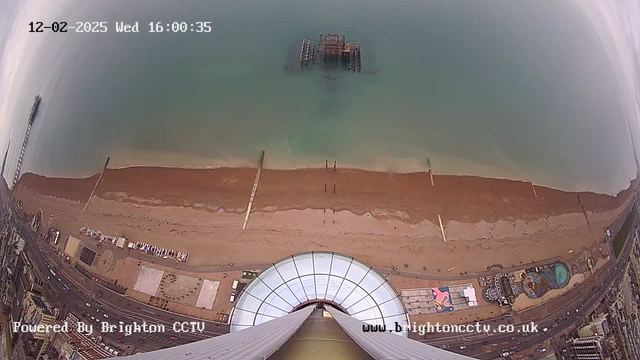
[4,0,638,193]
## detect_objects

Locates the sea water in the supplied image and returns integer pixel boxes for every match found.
[1,0,637,193]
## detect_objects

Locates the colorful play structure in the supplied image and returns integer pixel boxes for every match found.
[522,262,570,299]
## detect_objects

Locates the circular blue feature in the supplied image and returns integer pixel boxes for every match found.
[554,263,569,287]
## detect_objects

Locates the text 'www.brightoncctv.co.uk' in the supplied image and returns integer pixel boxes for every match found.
[363,322,540,335]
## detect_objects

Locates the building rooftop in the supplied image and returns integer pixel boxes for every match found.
[29,293,52,316]
[59,329,113,359]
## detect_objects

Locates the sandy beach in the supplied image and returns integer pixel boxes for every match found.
[13,167,637,273]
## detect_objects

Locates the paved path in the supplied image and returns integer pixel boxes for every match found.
[78,232,574,282]
[378,256,569,281]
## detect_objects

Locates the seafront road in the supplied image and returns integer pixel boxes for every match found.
[11,207,635,357]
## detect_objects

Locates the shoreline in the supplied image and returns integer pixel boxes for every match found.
[16,166,636,225]
[33,149,632,195]
[65,164,604,194]
[10,165,636,274]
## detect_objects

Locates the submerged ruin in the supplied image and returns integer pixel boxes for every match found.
[285,33,376,74]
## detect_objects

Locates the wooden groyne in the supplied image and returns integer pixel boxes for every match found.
[243,150,265,230]
[83,157,110,213]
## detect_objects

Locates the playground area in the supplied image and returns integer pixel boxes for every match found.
[522,262,570,299]
[401,285,477,316]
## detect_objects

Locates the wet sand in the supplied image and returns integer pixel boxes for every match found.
[17,167,636,223]
[12,167,637,273]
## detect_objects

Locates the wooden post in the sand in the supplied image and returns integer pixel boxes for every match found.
[243,150,265,230]
[83,157,110,214]
[438,214,447,242]
[334,161,336,171]
[530,181,538,199]
[333,184,336,193]
[326,160,328,171]
[543,218,551,233]
[577,195,593,236]
[429,170,434,187]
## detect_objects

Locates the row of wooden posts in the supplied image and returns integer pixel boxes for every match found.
[318,159,543,243]
[326,160,336,171]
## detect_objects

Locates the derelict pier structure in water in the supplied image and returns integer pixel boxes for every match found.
[285,33,376,74]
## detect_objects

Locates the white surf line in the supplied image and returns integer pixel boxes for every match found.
[438,214,447,242]
[243,150,265,230]
[83,156,110,213]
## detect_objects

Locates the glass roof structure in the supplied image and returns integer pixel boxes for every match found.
[229,252,409,336]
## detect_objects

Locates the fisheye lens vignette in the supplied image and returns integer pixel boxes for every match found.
[0,0,640,359]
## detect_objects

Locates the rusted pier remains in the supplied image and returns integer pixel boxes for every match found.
[319,34,345,58]
[318,34,362,72]
[346,42,362,72]
[296,34,363,73]
[300,39,315,66]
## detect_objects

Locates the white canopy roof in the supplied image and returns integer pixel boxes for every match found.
[230,252,410,336]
